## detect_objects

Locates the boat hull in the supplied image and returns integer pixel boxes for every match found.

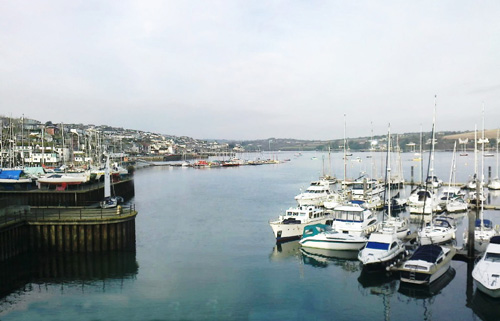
[299,232,367,251]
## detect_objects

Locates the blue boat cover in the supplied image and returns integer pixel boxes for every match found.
[491,236,500,245]
[410,245,443,263]
[0,170,22,180]
[475,219,493,229]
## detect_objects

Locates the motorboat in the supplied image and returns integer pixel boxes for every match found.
[358,230,407,269]
[438,187,465,208]
[294,180,333,206]
[322,191,344,210]
[445,197,468,213]
[299,224,368,251]
[418,216,457,245]
[331,203,379,236]
[269,205,332,243]
[399,244,455,285]
[407,187,441,214]
[489,178,500,190]
[350,177,384,201]
[0,169,33,184]
[472,236,500,298]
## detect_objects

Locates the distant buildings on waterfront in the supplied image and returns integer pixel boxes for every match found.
[0,116,243,168]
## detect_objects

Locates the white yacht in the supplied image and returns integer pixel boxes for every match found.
[445,197,468,213]
[464,219,500,253]
[331,203,379,236]
[294,180,332,206]
[350,177,384,202]
[408,187,441,214]
[418,216,457,245]
[269,205,332,243]
[399,244,455,285]
[472,236,500,298]
[299,224,368,251]
[358,231,406,269]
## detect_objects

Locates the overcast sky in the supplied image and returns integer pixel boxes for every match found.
[1,1,499,140]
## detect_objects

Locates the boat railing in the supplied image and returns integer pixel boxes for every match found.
[0,204,137,227]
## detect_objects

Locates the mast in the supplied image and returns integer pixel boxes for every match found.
[104,155,111,198]
[496,129,499,179]
[387,123,392,219]
[447,142,457,206]
[343,113,347,189]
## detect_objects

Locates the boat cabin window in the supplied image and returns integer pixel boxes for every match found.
[485,252,500,262]
[404,264,428,271]
[334,210,362,222]
[366,242,390,250]
[390,242,398,250]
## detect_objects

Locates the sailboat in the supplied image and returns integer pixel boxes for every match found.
[417,100,456,245]
[381,124,410,238]
[441,142,468,213]
[464,110,499,251]
[488,129,500,190]
[358,125,407,270]
[100,155,124,209]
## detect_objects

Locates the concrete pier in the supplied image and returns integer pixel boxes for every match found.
[0,205,137,262]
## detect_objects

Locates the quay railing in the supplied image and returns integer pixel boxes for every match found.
[0,204,137,227]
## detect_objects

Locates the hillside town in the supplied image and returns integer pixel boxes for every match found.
[0,115,244,168]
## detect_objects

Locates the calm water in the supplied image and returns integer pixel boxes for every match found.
[1,151,500,320]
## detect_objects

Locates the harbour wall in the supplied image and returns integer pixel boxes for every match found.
[0,206,137,262]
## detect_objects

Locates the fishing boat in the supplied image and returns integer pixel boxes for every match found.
[294,180,333,206]
[269,205,332,243]
[299,224,368,251]
[358,230,406,270]
[472,236,500,298]
[399,244,455,285]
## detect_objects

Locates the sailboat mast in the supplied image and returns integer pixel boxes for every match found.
[343,114,347,188]
[496,129,499,179]
[387,124,392,218]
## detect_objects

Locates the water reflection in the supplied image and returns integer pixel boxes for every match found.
[469,289,500,321]
[269,241,301,262]
[398,267,456,299]
[300,247,360,272]
[0,251,138,303]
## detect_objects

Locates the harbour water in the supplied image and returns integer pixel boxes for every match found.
[1,151,500,320]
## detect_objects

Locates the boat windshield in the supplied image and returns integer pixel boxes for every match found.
[485,252,500,262]
[366,242,390,250]
[333,210,363,222]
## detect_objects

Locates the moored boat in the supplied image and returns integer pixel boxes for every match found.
[472,236,500,298]
[269,205,332,243]
[358,231,406,270]
[299,224,368,251]
[399,244,455,285]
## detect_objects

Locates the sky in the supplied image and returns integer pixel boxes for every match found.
[1,1,499,140]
